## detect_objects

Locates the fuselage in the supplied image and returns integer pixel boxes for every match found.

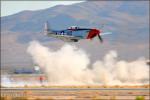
[50,28,100,39]
[44,23,102,42]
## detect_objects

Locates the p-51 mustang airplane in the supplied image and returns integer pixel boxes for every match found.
[44,21,112,42]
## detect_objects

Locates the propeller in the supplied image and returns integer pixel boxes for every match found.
[97,33,103,43]
[96,22,112,43]
[96,23,106,43]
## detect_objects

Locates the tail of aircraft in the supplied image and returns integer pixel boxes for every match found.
[44,21,50,35]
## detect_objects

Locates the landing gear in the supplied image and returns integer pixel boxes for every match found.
[71,39,78,42]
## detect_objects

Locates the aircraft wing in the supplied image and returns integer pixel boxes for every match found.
[47,33,80,42]
[56,35,80,42]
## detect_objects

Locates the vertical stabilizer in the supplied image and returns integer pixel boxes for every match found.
[44,21,50,35]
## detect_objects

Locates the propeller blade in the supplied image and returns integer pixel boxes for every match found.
[98,34,103,42]
[100,32,112,36]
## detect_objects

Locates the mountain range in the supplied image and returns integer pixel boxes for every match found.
[1,1,149,68]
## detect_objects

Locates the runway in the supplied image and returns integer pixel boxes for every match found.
[1,87,149,91]
[1,87,149,100]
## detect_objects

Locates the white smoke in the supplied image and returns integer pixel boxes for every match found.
[27,41,149,86]
[1,75,48,87]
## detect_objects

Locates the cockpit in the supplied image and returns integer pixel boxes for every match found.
[68,26,80,30]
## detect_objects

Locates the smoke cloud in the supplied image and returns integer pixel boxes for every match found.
[1,75,47,87]
[27,41,149,86]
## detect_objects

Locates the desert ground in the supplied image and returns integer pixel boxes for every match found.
[1,85,149,100]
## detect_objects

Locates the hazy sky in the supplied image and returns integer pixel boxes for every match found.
[1,1,84,17]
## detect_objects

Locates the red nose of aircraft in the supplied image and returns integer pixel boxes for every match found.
[87,29,100,39]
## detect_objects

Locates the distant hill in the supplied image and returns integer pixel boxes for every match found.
[1,1,149,43]
[1,1,149,68]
